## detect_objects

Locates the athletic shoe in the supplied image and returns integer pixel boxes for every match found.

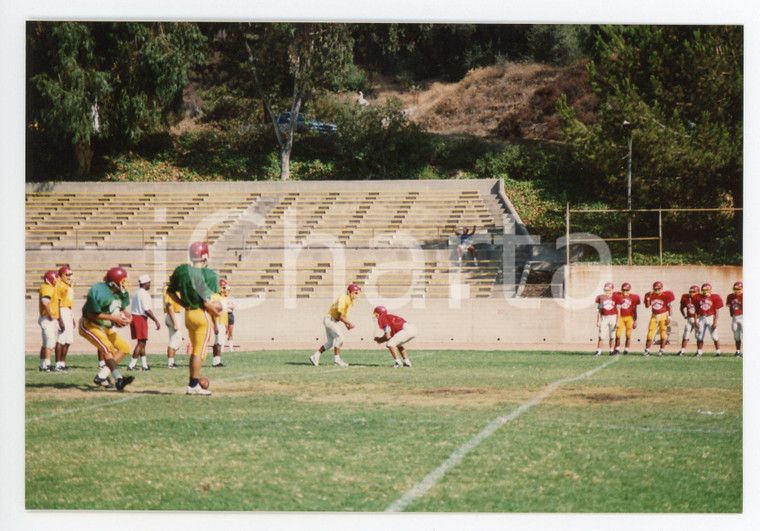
[51,366,61,372]
[715,353,721,357]
[309,354,319,366]
[186,384,211,396]
[39,366,51,372]
[677,351,684,356]
[127,366,136,371]
[403,360,413,367]
[212,362,225,368]
[594,351,601,357]
[334,358,349,367]
[695,352,702,357]
[623,350,629,355]
[93,375,114,389]
[115,375,135,391]
[392,362,403,368]
[658,351,664,357]
[642,351,650,357]
[735,352,742,357]
[167,364,178,369]
[59,365,69,371]
[141,366,151,371]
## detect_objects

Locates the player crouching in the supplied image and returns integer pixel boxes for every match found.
[310,284,361,367]
[373,306,416,367]
[78,267,135,391]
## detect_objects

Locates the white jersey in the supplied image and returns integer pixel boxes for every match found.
[131,288,153,316]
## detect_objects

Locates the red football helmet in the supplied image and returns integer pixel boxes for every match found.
[652,281,663,290]
[621,282,632,291]
[373,305,388,316]
[43,270,59,286]
[347,284,361,293]
[701,283,712,292]
[105,267,129,293]
[189,241,210,262]
[689,285,699,293]
[603,282,614,291]
[219,278,228,293]
[733,281,743,291]
[58,265,73,277]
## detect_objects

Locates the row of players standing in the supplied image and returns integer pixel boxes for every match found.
[595,281,743,357]
[36,245,236,393]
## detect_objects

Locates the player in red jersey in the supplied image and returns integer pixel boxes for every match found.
[726,281,742,357]
[594,282,618,356]
[373,306,417,367]
[643,281,675,357]
[614,282,640,355]
[693,283,724,357]
[676,285,700,356]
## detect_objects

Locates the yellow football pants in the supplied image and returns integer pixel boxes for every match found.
[78,318,130,357]
[185,308,212,360]
[647,313,669,341]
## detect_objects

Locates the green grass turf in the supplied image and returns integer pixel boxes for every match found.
[25,349,742,512]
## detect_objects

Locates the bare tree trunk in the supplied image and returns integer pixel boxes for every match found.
[280,146,291,181]
[74,142,93,176]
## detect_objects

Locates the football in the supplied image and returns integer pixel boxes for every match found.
[198,377,210,390]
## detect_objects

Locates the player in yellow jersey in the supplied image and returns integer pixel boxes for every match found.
[163,283,185,368]
[38,270,61,371]
[309,284,361,367]
[210,278,230,367]
[54,266,76,370]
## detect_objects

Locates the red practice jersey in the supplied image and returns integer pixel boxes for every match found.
[693,293,724,317]
[614,292,640,318]
[726,293,743,316]
[680,294,697,318]
[377,313,407,337]
[646,291,675,315]
[595,294,617,316]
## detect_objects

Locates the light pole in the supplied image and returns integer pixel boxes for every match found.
[623,120,633,266]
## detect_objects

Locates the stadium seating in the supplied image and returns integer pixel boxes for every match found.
[25,181,525,300]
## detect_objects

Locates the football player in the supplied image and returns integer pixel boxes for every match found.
[309,284,361,367]
[726,281,742,357]
[595,282,618,356]
[54,266,75,371]
[614,282,640,355]
[693,283,724,357]
[210,278,230,367]
[643,281,675,357]
[127,275,161,371]
[167,241,223,396]
[163,283,184,369]
[78,267,135,391]
[373,306,416,367]
[38,270,61,371]
[676,285,699,356]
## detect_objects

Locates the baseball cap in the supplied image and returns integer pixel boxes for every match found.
[138,274,151,285]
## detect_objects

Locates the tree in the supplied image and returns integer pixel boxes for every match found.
[559,25,742,212]
[27,22,206,177]
[244,23,353,180]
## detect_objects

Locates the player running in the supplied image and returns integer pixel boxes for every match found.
[309,284,361,367]
[373,306,416,367]
[167,241,223,396]
[594,282,618,356]
[78,267,135,391]
[693,283,724,357]
[54,265,75,371]
[38,270,61,372]
[643,281,675,357]
[676,285,699,356]
[726,281,743,357]
[614,282,640,355]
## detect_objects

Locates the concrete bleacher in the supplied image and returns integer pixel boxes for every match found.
[26,179,526,302]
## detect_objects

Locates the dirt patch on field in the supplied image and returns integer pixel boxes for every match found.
[547,385,742,410]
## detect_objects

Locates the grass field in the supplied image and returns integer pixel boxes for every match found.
[25,349,742,513]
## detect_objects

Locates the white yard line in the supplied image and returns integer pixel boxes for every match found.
[384,356,621,512]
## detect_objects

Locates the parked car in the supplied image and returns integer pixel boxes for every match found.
[276,112,337,134]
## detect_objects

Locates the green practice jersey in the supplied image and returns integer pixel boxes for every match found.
[167,264,219,310]
[81,282,130,328]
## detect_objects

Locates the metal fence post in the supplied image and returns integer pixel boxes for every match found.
[658,209,663,265]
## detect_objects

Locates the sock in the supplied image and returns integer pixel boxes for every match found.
[40,360,48,370]
[715,350,721,356]
[97,366,111,379]
[141,357,148,368]
[128,358,137,369]
[313,350,321,360]
[228,340,234,352]
[189,378,199,388]
[213,355,221,365]
[111,369,122,380]
[697,349,703,355]
[167,358,175,367]
[99,360,106,368]
[334,354,341,362]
